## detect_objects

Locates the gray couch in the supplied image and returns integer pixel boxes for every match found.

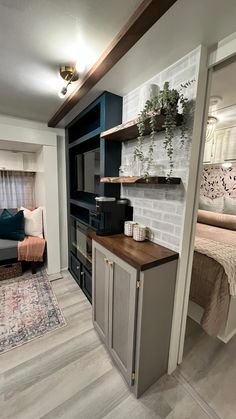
[0,239,18,261]
[0,208,44,273]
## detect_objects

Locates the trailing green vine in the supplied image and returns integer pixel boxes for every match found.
[135,80,194,178]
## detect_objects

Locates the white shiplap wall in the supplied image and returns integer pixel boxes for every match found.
[121,47,201,251]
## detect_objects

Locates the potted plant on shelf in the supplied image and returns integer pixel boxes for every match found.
[134,80,194,178]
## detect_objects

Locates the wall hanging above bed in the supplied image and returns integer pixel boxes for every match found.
[200,165,236,199]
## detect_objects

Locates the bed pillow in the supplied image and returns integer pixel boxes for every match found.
[0,209,25,241]
[199,196,224,213]
[20,207,43,238]
[198,209,236,231]
[224,197,236,215]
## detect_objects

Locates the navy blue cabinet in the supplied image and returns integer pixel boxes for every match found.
[66,91,123,302]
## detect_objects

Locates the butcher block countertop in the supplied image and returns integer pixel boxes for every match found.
[90,232,179,271]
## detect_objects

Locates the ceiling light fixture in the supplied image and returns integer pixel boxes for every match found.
[58,65,79,99]
[205,96,222,142]
[75,61,86,73]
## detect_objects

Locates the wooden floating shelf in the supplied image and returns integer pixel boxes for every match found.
[100,176,181,185]
[101,113,182,142]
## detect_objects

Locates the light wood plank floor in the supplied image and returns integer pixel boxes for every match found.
[0,272,222,418]
[180,317,236,419]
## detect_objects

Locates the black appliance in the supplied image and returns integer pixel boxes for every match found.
[90,197,133,236]
[70,218,93,302]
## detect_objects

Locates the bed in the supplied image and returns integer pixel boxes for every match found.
[188,210,236,342]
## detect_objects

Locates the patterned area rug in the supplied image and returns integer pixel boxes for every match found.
[0,271,66,354]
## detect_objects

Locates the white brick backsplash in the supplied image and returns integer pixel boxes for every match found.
[175,225,182,236]
[152,220,175,234]
[161,233,180,248]
[134,198,154,208]
[143,208,163,220]
[144,188,166,199]
[176,204,184,215]
[164,213,182,225]
[173,65,197,90]
[149,228,162,241]
[124,187,144,198]
[133,207,143,216]
[134,215,152,227]
[165,188,185,202]
[121,47,201,251]
[153,201,177,213]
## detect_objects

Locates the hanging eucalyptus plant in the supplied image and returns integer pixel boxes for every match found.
[134,80,194,178]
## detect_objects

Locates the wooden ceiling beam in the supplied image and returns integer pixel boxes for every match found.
[48,0,177,127]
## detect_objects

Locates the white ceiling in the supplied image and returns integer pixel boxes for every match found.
[1,0,236,126]
[60,0,236,127]
[0,0,142,122]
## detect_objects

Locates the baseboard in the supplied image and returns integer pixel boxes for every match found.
[188,300,203,324]
[47,272,63,282]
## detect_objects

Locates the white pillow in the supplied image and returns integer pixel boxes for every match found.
[224,197,236,215]
[20,207,43,238]
[199,196,224,213]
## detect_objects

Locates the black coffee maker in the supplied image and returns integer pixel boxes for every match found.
[90,197,133,236]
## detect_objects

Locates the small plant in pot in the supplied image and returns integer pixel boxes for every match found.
[134,80,194,178]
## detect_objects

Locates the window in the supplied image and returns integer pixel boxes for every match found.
[0,171,35,208]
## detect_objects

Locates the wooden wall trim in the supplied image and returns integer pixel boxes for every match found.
[48,0,177,127]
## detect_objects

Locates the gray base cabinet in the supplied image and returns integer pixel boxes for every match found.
[92,240,178,397]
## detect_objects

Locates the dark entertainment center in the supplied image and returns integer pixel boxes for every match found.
[66,92,123,302]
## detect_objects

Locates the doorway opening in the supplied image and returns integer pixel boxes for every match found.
[180,56,236,415]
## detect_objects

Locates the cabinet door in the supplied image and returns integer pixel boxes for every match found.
[70,253,82,287]
[92,243,109,345]
[212,131,225,163]
[108,255,137,386]
[203,137,213,163]
[223,127,236,161]
[81,266,92,303]
[0,150,23,171]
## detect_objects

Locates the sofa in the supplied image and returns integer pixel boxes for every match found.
[0,238,18,261]
[0,208,46,274]
[0,208,18,262]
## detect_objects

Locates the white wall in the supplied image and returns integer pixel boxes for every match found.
[35,146,47,241]
[57,135,68,270]
[0,115,67,273]
[121,47,201,252]
[43,145,61,274]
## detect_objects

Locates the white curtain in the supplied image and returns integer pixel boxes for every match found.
[0,171,35,208]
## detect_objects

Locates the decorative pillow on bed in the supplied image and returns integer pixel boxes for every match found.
[198,209,236,230]
[199,195,224,213]
[0,209,25,241]
[20,207,43,238]
[224,197,236,215]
